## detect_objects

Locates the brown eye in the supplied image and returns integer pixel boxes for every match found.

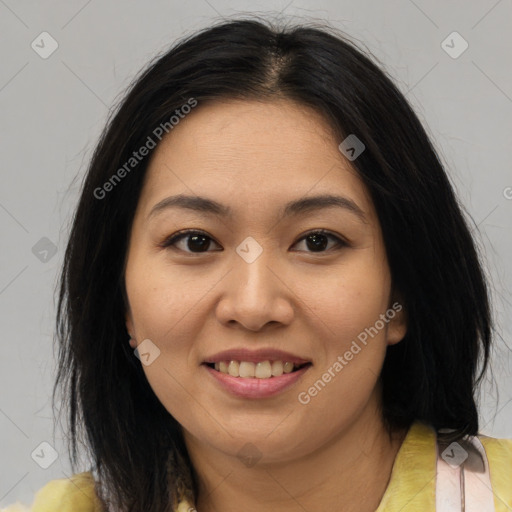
[161,230,221,253]
[292,230,347,253]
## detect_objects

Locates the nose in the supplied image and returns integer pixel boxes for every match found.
[215,245,295,332]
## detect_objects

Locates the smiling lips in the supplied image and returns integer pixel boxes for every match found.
[203,348,311,378]
[203,348,312,398]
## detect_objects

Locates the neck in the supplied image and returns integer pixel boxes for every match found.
[184,397,408,512]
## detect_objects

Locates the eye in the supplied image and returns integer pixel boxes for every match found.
[292,229,347,253]
[160,229,347,254]
[160,230,221,253]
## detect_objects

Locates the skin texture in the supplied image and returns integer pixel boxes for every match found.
[124,98,408,512]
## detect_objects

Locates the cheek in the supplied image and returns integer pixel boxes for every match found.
[291,256,391,428]
[124,252,214,412]
[296,255,391,344]
[125,261,201,424]
[291,255,391,406]
[125,250,208,345]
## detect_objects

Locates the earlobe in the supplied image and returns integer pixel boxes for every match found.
[386,294,407,346]
[387,311,407,346]
[125,311,137,348]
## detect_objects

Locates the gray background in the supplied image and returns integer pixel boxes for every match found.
[1,0,511,507]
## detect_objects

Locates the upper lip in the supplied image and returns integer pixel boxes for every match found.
[203,348,311,365]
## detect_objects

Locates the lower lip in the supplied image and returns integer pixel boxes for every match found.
[203,364,311,399]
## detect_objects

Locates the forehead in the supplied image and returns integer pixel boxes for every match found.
[137,99,375,223]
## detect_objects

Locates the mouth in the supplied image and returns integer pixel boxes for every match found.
[203,360,312,379]
[203,358,312,399]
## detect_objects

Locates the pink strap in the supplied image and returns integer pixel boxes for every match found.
[436,433,496,511]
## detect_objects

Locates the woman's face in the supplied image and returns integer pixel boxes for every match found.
[124,98,406,463]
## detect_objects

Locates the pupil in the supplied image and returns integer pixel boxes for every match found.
[306,234,328,251]
[188,234,209,252]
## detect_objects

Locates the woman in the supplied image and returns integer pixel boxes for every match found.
[4,17,511,512]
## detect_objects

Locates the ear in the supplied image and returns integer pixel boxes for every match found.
[386,291,407,346]
[125,310,137,349]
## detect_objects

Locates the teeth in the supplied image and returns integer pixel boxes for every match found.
[211,360,305,378]
[239,361,255,378]
[255,361,272,379]
[283,362,294,374]
[271,361,283,376]
[228,360,239,376]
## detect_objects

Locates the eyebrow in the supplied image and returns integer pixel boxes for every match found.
[148,193,368,223]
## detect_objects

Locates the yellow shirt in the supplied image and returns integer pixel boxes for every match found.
[2,420,511,511]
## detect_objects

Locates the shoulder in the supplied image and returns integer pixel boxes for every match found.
[479,433,512,502]
[31,471,101,512]
[1,472,102,512]
[479,431,512,461]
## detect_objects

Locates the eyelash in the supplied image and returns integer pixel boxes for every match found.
[159,229,348,254]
